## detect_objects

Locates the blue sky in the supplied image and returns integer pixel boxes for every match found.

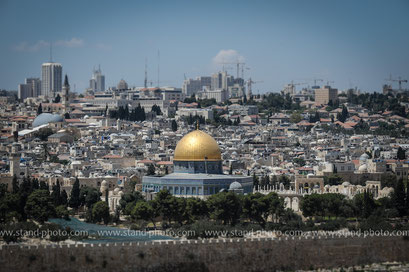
[0,0,408,93]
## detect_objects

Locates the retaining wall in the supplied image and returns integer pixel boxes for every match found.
[1,236,409,271]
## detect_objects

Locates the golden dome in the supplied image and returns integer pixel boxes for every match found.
[174,130,221,161]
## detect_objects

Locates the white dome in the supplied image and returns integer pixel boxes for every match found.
[33,113,63,127]
[358,164,367,172]
[360,153,369,162]
[342,181,351,186]
[229,181,242,190]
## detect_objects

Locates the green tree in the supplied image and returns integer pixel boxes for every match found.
[185,198,208,223]
[131,201,157,228]
[171,120,178,132]
[12,175,19,194]
[290,112,302,123]
[152,189,176,225]
[147,164,156,176]
[55,205,69,220]
[51,181,61,206]
[24,190,55,223]
[293,158,306,167]
[397,147,406,160]
[79,186,101,209]
[242,193,270,227]
[92,201,110,224]
[32,178,39,190]
[207,192,242,225]
[69,178,81,209]
[0,193,21,223]
[394,178,406,216]
[119,191,144,215]
[37,103,43,115]
[380,173,397,188]
[39,180,49,191]
[60,190,68,206]
[151,104,162,115]
[54,94,61,103]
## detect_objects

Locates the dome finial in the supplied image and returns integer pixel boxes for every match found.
[196,119,200,130]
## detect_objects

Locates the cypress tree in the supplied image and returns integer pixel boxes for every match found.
[171,120,178,132]
[39,180,49,191]
[51,180,61,206]
[32,178,39,190]
[37,103,43,115]
[12,175,19,194]
[61,189,68,206]
[397,147,406,160]
[405,184,409,215]
[69,177,81,209]
[395,178,406,216]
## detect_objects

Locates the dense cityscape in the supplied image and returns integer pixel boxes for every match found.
[1,0,409,271]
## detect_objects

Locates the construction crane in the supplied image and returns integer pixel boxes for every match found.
[246,78,263,99]
[217,61,245,79]
[284,81,307,96]
[386,75,408,91]
[312,78,323,87]
[144,58,148,88]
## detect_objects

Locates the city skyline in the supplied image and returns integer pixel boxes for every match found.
[1,0,409,93]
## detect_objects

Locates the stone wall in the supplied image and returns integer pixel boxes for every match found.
[1,236,409,272]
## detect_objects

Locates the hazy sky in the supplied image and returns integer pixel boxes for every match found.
[1,0,408,93]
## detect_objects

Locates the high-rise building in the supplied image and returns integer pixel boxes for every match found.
[26,78,41,97]
[89,66,105,92]
[18,78,41,100]
[211,71,233,91]
[41,62,62,97]
[314,86,338,105]
[182,76,211,96]
[18,84,32,100]
[211,72,223,90]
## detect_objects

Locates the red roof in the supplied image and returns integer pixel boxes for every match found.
[157,161,173,165]
[138,160,155,164]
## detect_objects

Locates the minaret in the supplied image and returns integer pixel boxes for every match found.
[62,74,70,113]
[10,143,21,178]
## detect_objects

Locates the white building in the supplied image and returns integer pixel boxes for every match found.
[26,78,41,97]
[182,76,211,96]
[196,89,227,103]
[41,62,62,97]
[176,108,214,120]
[89,66,105,92]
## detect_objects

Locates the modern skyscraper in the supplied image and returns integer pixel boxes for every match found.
[89,66,105,92]
[18,83,32,100]
[17,78,41,100]
[41,62,62,98]
[211,71,233,91]
[26,78,41,97]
